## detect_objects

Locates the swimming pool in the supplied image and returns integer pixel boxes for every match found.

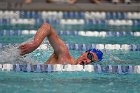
[0,11,140,93]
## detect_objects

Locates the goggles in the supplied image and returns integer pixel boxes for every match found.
[87,51,98,62]
[80,51,98,65]
[87,52,94,61]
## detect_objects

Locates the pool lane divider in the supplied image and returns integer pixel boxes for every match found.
[58,31,140,37]
[0,30,140,37]
[0,64,139,74]
[66,43,140,51]
[0,43,140,51]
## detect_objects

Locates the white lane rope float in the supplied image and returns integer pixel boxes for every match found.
[0,64,139,74]
[0,43,140,51]
[1,30,140,37]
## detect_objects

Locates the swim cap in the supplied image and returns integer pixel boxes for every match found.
[86,48,103,61]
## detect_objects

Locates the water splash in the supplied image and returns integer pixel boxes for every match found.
[0,44,34,64]
[29,38,53,63]
[0,38,53,64]
[101,49,135,65]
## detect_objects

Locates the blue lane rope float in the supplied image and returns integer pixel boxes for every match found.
[1,30,140,37]
[0,30,137,37]
[1,11,140,20]
[0,64,139,74]
[65,43,140,51]
[0,43,140,51]
[58,31,138,37]
[1,19,140,27]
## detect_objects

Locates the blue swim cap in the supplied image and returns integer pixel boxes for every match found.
[86,48,103,61]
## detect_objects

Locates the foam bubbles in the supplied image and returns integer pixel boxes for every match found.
[0,44,21,64]
[0,38,36,64]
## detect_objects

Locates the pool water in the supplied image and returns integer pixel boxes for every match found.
[0,71,140,93]
[1,34,140,93]
[0,11,140,93]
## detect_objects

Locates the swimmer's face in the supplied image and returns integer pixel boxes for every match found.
[77,51,98,65]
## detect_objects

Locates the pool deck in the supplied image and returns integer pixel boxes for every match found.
[0,1,140,12]
[21,3,140,12]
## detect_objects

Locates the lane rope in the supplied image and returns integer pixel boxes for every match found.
[0,64,139,74]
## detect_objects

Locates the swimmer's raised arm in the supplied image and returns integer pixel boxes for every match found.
[19,23,51,55]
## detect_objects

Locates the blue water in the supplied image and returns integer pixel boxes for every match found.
[0,71,140,93]
[1,35,140,44]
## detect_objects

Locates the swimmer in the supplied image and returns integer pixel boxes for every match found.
[19,23,103,65]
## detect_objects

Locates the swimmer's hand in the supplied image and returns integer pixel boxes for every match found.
[19,41,37,55]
